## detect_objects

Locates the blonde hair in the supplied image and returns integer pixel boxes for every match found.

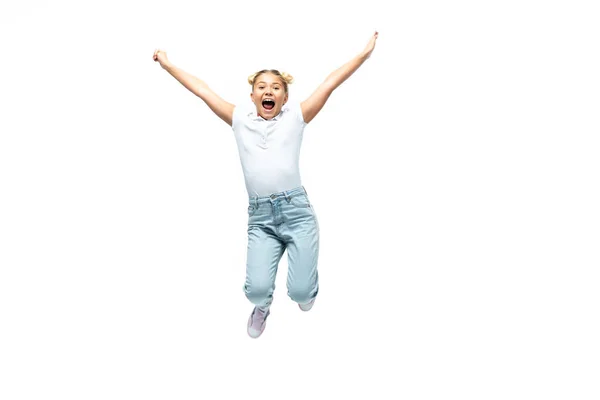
[248,69,294,93]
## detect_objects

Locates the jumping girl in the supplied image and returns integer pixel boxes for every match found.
[153,31,378,338]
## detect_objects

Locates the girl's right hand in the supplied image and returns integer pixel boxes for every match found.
[153,49,169,67]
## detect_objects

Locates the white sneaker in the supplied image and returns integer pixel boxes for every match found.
[298,298,315,312]
[247,307,270,338]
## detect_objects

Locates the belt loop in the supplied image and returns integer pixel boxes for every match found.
[284,189,291,203]
[303,185,308,196]
[254,196,258,209]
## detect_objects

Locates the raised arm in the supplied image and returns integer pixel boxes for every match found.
[300,32,378,124]
[153,49,234,126]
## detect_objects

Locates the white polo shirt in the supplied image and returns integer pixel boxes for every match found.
[231,101,307,197]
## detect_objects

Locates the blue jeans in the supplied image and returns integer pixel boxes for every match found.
[244,186,320,309]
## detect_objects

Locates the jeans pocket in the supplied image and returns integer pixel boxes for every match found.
[248,204,258,216]
[291,194,311,208]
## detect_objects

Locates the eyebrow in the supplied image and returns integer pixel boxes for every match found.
[256,81,282,86]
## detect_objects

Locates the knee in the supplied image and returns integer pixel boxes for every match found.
[244,279,274,304]
[288,283,317,304]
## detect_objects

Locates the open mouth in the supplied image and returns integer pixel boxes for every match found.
[262,99,275,110]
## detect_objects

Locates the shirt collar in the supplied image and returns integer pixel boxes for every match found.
[248,104,289,121]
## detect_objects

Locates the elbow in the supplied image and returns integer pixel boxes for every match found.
[320,80,337,94]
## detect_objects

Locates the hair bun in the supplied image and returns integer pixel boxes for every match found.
[247,72,259,85]
[280,72,294,84]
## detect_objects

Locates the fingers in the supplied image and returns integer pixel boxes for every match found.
[153,49,166,62]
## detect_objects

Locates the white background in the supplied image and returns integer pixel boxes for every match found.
[1,0,598,399]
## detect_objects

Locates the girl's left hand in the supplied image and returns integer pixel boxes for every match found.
[363,31,378,59]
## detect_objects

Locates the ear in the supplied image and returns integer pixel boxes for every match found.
[283,93,288,104]
[250,92,255,104]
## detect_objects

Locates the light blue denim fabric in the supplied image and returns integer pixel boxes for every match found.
[244,186,319,309]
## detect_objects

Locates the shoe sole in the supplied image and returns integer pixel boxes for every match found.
[298,300,315,311]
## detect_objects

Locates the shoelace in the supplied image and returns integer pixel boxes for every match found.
[252,308,268,329]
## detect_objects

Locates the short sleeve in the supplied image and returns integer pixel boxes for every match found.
[289,101,307,126]
[231,105,241,131]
